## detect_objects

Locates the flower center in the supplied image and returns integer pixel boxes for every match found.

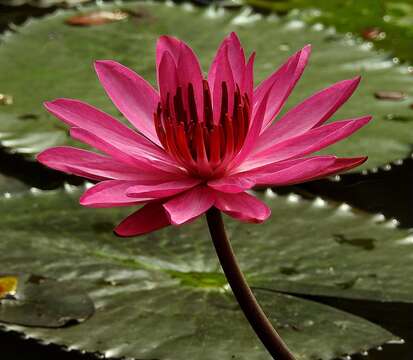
[154,80,250,177]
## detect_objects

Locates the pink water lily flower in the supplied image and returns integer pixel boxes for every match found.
[37,33,370,237]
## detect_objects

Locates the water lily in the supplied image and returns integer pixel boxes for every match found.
[38,33,370,236]
[37,32,371,360]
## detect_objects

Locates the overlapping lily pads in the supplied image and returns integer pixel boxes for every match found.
[0,2,413,171]
[3,189,413,359]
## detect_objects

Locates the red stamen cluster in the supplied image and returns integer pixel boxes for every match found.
[154,80,250,177]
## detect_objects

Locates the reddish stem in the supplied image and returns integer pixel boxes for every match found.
[206,207,296,360]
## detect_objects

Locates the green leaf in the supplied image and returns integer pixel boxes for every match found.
[0,189,405,359]
[0,2,413,171]
[243,0,413,65]
[0,173,28,194]
[0,273,95,327]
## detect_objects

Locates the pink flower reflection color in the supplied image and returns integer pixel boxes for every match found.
[37,33,371,236]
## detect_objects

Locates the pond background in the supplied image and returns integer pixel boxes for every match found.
[1,0,413,359]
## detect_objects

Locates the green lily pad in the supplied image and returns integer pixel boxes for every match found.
[0,173,28,194]
[1,189,409,359]
[244,0,413,65]
[0,273,95,327]
[0,2,413,172]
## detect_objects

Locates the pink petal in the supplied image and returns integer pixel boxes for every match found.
[158,52,178,109]
[215,191,271,223]
[253,156,337,186]
[44,99,174,169]
[163,186,215,225]
[225,32,246,86]
[309,156,368,180]
[176,42,204,122]
[70,127,180,174]
[208,36,229,88]
[94,60,161,146]
[237,157,308,174]
[156,35,181,73]
[208,176,255,193]
[37,146,144,181]
[80,180,150,208]
[216,156,334,190]
[208,42,235,124]
[256,77,361,152]
[126,178,202,199]
[208,33,254,111]
[44,99,141,142]
[208,33,246,89]
[244,116,372,169]
[227,83,272,171]
[157,36,204,122]
[69,127,145,168]
[217,157,313,189]
[242,52,255,103]
[253,45,311,132]
[114,202,171,237]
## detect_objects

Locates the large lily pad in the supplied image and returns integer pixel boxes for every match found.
[0,2,413,171]
[2,189,412,359]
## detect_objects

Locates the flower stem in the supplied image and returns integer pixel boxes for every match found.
[206,207,296,360]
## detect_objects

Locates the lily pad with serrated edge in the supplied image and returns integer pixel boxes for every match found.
[244,0,413,65]
[0,273,95,327]
[0,2,413,172]
[1,188,411,359]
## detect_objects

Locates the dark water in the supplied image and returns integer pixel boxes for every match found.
[298,158,413,229]
[1,3,413,360]
[297,294,413,360]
